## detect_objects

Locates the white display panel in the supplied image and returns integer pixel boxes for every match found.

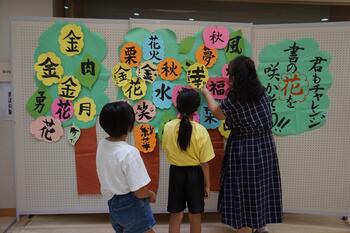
[12,17,349,216]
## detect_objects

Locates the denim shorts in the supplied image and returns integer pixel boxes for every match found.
[108,192,156,233]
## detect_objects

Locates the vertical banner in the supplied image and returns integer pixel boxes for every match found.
[0,62,12,120]
[140,141,160,193]
[208,129,225,192]
[74,126,100,194]
[0,82,12,120]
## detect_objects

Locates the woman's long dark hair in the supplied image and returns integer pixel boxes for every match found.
[176,88,200,151]
[227,56,265,103]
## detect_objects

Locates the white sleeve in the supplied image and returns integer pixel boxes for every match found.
[123,148,151,192]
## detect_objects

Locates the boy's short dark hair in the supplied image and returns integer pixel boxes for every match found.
[99,101,135,137]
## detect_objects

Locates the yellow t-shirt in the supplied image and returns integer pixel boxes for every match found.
[162,119,215,166]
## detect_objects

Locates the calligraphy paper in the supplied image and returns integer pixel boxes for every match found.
[57,76,81,100]
[136,61,158,83]
[51,98,74,122]
[75,54,100,89]
[258,38,331,135]
[133,100,156,123]
[195,44,218,68]
[59,24,84,56]
[120,42,142,67]
[186,63,209,89]
[112,63,132,87]
[122,77,147,100]
[30,116,64,142]
[67,124,81,145]
[34,52,64,86]
[26,88,52,118]
[152,80,174,109]
[199,103,221,129]
[142,32,165,63]
[225,29,245,63]
[74,97,97,122]
[203,26,229,49]
[133,124,157,153]
[157,58,182,81]
[206,77,229,100]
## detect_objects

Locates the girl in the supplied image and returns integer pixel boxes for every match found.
[162,88,215,233]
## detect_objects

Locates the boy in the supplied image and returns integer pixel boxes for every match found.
[96,101,156,233]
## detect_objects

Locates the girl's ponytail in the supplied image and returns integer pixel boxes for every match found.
[178,114,192,151]
[176,89,200,151]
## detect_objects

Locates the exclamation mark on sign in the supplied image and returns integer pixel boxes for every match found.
[275,117,290,133]
[272,113,291,133]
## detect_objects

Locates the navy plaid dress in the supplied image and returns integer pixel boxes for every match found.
[218,93,282,229]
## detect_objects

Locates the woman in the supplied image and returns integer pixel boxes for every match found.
[201,56,282,233]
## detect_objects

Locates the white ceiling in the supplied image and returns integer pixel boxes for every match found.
[81,0,332,24]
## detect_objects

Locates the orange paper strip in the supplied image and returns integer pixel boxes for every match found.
[140,140,160,193]
[208,129,225,192]
[74,126,100,194]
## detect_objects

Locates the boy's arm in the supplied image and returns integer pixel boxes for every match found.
[124,148,156,202]
[134,186,156,203]
[200,162,210,198]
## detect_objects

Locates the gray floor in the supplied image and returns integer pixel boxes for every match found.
[2,213,350,233]
[0,217,16,233]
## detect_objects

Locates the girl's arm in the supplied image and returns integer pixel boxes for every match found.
[200,162,210,198]
[201,87,226,120]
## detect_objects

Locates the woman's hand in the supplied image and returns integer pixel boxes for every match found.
[200,87,226,120]
[201,86,210,97]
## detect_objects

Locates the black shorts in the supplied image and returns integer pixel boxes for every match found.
[167,165,204,214]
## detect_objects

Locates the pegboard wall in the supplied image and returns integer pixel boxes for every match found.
[253,22,350,215]
[12,17,129,215]
[11,17,350,216]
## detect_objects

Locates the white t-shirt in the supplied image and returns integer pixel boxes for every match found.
[96,139,151,200]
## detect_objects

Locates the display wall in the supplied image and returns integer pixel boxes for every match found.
[11,17,350,216]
